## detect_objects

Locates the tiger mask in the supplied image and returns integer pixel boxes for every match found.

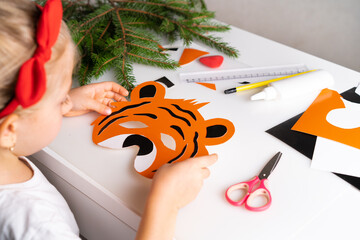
[92,81,235,178]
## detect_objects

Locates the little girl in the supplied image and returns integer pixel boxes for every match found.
[0,0,217,239]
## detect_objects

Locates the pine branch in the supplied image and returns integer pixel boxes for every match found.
[111,0,197,15]
[95,55,120,75]
[36,0,239,91]
[115,7,238,57]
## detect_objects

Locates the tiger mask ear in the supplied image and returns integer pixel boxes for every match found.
[202,118,235,146]
[130,81,166,101]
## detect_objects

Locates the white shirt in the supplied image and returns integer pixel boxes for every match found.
[0,157,80,240]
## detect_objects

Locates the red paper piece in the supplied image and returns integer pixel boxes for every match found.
[179,48,209,65]
[92,81,235,178]
[196,82,216,90]
[199,55,224,68]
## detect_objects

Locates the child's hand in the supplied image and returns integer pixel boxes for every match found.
[136,154,217,240]
[150,154,218,210]
[136,154,218,240]
[65,82,129,117]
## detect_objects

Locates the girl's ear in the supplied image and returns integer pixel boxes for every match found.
[0,114,19,149]
[203,118,235,146]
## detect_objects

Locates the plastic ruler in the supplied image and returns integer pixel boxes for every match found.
[179,64,309,83]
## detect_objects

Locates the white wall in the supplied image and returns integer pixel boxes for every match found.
[205,0,360,72]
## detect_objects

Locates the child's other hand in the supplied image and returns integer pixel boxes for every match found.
[150,154,218,211]
[65,82,129,117]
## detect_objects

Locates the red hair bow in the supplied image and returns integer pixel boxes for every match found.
[0,0,63,118]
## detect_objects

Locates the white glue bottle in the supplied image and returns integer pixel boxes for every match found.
[250,69,334,101]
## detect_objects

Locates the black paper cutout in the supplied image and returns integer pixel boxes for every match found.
[167,145,187,164]
[206,125,228,138]
[99,102,150,125]
[123,134,154,156]
[98,116,128,135]
[155,76,175,88]
[267,114,317,159]
[139,85,157,98]
[341,87,360,103]
[191,132,199,157]
[172,104,197,120]
[266,87,360,190]
[134,113,158,119]
[171,125,185,139]
[165,47,179,51]
[159,107,191,126]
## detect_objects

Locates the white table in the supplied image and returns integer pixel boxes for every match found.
[30,25,360,240]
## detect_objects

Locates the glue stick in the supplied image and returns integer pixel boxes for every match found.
[250,69,334,101]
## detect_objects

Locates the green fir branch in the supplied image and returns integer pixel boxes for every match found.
[36,0,239,91]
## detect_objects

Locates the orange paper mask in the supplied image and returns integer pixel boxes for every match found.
[92,81,235,178]
[292,88,360,149]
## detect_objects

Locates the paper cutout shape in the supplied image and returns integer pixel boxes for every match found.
[92,81,235,178]
[326,99,360,129]
[196,82,216,90]
[179,48,209,66]
[158,44,166,50]
[165,47,179,51]
[158,45,178,51]
[292,88,360,149]
[267,113,317,159]
[155,76,174,88]
[266,87,360,190]
[199,55,224,68]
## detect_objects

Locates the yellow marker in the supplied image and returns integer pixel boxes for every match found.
[224,70,317,94]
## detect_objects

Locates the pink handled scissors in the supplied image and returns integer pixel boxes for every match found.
[225,152,282,212]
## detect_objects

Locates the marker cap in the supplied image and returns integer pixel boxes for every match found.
[224,88,236,94]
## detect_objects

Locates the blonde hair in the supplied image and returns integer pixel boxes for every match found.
[0,0,77,116]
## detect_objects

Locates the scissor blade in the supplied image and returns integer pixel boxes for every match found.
[258,152,282,180]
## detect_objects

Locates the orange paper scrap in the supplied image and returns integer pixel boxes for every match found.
[292,88,360,149]
[158,44,166,50]
[92,81,235,178]
[196,82,216,90]
[179,48,209,65]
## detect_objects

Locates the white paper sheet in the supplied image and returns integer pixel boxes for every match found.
[311,137,360,177]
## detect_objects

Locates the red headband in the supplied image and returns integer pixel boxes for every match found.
[0,0,63,118]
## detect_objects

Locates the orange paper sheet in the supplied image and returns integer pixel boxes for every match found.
[292,88,360,149]
[179,48,209,65]
[92,81,234,178]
